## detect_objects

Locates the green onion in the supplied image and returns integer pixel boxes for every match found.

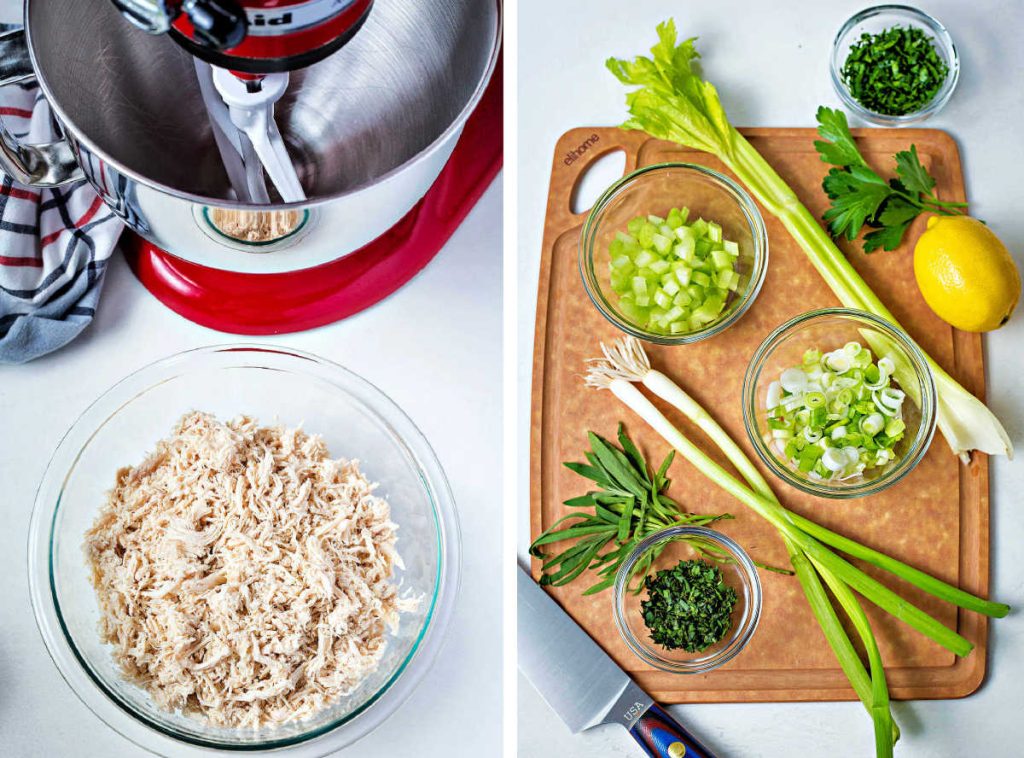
[606,20,1011,462]
[767,343,905,481]
[587,336,1009,756]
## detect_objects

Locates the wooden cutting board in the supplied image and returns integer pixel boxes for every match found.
[529,126,991,703]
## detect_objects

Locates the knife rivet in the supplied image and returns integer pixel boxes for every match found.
[668,742,688,758]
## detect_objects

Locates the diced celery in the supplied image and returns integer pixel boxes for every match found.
[609,208,741,335]
[715,268,736,289]
[674,237,696,262]
[691,302,719,324]
[619,299,647,323]
[611,254,633,270]
[651,233,672,254]
[634,250,656,268]
[637,223,657,249]
[610,271,630,292]
[674,224,696,243]
[664,305,684,322]
[711,249,733,270]
[709,286,728,300]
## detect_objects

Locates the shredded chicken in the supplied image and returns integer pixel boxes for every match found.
[208,208,303,242]
[84,411,415,728]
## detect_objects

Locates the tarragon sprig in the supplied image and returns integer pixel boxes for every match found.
[529,424,788,595]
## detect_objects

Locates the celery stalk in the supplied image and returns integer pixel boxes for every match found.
[607,20,1012,461]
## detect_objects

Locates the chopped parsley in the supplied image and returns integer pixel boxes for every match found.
[841,25,949,116]
[641,559,738,652]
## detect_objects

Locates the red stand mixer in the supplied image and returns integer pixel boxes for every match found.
[0,0,502,335]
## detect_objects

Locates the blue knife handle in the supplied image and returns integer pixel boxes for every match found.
[628,704,717,758]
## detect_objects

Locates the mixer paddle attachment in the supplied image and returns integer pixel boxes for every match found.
[211,68,307,204]
[194,60,271,204]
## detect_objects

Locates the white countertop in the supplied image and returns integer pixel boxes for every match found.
[516,0,1024,756]
[0,14,504,744]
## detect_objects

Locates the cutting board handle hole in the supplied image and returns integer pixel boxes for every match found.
[570,149,626,216]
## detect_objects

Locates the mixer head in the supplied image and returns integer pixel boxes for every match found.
[110,1,376,204]
[111,0,373,74]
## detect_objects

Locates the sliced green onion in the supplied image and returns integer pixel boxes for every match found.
[766,341,906,482]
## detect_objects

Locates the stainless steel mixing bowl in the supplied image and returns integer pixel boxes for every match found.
[0,0,499,272]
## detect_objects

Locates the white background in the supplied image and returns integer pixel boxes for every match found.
[516,0,1024,756]
[0,0,503,750]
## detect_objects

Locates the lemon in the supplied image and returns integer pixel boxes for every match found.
[913,216,1021,332]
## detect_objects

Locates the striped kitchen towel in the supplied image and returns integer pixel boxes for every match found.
[0,69,123,364]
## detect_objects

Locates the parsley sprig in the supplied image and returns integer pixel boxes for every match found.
[529,425,789,595]
[814,106,967,253]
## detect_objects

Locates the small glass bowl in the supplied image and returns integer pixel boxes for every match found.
[743,308,937,499]
[613,526,762,674]
[580,163,768,345]
[831,5,959,126]
[28,345,461,755]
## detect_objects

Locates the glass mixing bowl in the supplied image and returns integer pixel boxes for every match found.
[743,308,936,499]
[28,345,460,756]
[830,5,959,126]
[613,526,762,674]
[580,163,768,345]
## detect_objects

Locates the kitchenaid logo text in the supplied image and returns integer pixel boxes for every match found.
[249,11,295,27]
[563,134,600,166]
[245,0,359,35]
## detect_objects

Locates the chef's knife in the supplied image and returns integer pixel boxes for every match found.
[518,567,717,758]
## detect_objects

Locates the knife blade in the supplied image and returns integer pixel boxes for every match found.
[518,567,717,758]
